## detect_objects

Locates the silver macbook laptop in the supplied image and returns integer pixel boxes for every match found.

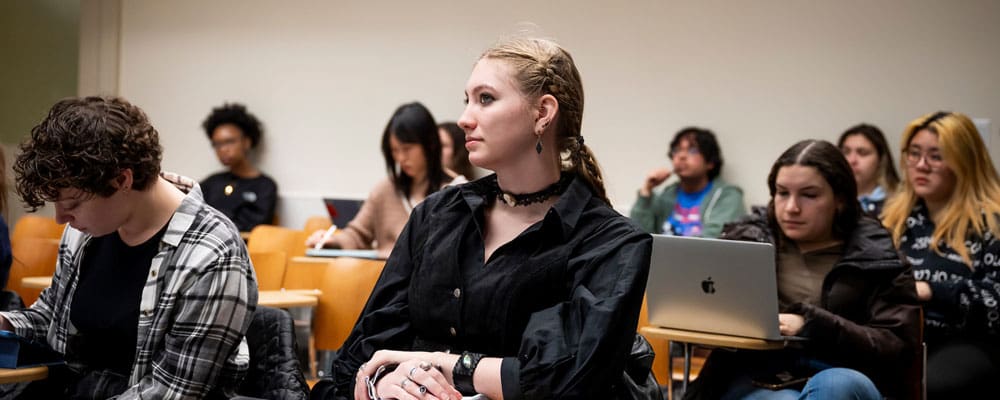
[646,234,796,341]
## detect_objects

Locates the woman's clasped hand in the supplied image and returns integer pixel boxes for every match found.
[356,351,463,400]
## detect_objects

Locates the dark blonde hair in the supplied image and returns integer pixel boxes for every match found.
[882,111,1000,265]
[480,37,610,205]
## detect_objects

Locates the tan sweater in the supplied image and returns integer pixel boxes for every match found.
[329,176,465,258]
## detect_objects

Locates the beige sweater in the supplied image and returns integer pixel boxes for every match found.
[329,176,465,258]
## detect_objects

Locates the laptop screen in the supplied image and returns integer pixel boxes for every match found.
[321,198,364,228]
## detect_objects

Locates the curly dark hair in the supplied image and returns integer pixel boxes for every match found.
[202,103,263,148]
[14,96,163,211]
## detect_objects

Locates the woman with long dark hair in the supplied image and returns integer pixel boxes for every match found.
[306,102,464,258]
[837,123,900,217]
[438,121,477,180]
[685,140,919,400]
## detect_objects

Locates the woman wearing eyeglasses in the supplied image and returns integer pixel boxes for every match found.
[882,111,1000,398]
[201,103,278,232]
[630,127,746,238]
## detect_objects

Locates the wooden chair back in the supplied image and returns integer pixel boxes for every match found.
[12,215,64,244]
[303,216,332,234]
[249,250,287,291]
[8,238,60,306]
[246,224,309,263]
[281,258,329,291]
[313,257,385,352]
[639,294,671,384]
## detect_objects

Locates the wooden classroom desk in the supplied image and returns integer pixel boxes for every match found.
[0,365,49,384]
[640,326,788,399]
[257,290,319,308]
[20,276,53,289]
[290,256,334,265]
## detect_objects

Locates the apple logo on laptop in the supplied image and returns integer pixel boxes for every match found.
[701,277,716,294]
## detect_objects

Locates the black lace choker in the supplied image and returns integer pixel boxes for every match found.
[492,174,572,207]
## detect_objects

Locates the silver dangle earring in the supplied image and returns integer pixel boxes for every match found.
[535,136,543,154]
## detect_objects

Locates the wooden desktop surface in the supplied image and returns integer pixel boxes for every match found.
[290,256,334,265]
[0,365,49,384]
[20,276,52,289]
[639,326,787,351]
[258,290,319,308]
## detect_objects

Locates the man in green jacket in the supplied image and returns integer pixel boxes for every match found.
[630,127,746,238]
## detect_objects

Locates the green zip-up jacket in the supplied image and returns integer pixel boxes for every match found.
[629,178,746,238]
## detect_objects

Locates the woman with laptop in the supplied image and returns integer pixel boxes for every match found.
[309,37,652,400]
[685,140,920,400]
[305,102,465,259]
[881,112,1000,398]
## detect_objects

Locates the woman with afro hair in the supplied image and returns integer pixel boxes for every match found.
[201,103,278,231]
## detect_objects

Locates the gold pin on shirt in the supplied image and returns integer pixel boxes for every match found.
[224,184,234,196]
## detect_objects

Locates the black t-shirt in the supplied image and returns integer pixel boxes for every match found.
[201,172,278,231]
[70,225,167,375]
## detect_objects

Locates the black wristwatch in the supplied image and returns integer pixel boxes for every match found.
[452,351,484,395]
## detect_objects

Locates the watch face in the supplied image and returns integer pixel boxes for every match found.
[462,354,472,368]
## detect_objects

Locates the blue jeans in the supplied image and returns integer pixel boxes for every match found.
[721,367,881,400]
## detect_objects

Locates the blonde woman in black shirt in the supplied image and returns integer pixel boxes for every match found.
[311,38,652,400]
[882,111,1000,398]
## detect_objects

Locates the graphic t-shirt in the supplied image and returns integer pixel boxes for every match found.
[662,182,713,236]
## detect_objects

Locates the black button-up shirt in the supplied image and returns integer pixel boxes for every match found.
[328,174,651,399]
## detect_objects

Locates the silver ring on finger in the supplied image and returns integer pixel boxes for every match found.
[418,384,428,394]
[401,377,410,389]
[418,361,432,371]
[409,366,419,378]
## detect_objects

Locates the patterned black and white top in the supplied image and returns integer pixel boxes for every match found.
[0,172,258,399]
[899,202,1000,343]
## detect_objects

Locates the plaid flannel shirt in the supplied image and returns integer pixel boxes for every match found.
[0,172,258,399]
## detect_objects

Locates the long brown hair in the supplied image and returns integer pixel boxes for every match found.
[480,37,610,205]
[838,123,901,194]
[767,140,861,246]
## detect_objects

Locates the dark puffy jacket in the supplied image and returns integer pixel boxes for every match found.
[238,306,310,400]
[683,208,921,399]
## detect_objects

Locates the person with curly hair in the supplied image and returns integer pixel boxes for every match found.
[201,103,278,231]
[0,96,258,399]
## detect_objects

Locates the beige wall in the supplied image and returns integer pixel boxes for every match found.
[0,0,80,222]
[95,0,1000,226]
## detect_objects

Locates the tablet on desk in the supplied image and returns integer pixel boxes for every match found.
[305,248,381,259]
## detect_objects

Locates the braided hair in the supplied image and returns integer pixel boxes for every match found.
[480,38,610,205]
